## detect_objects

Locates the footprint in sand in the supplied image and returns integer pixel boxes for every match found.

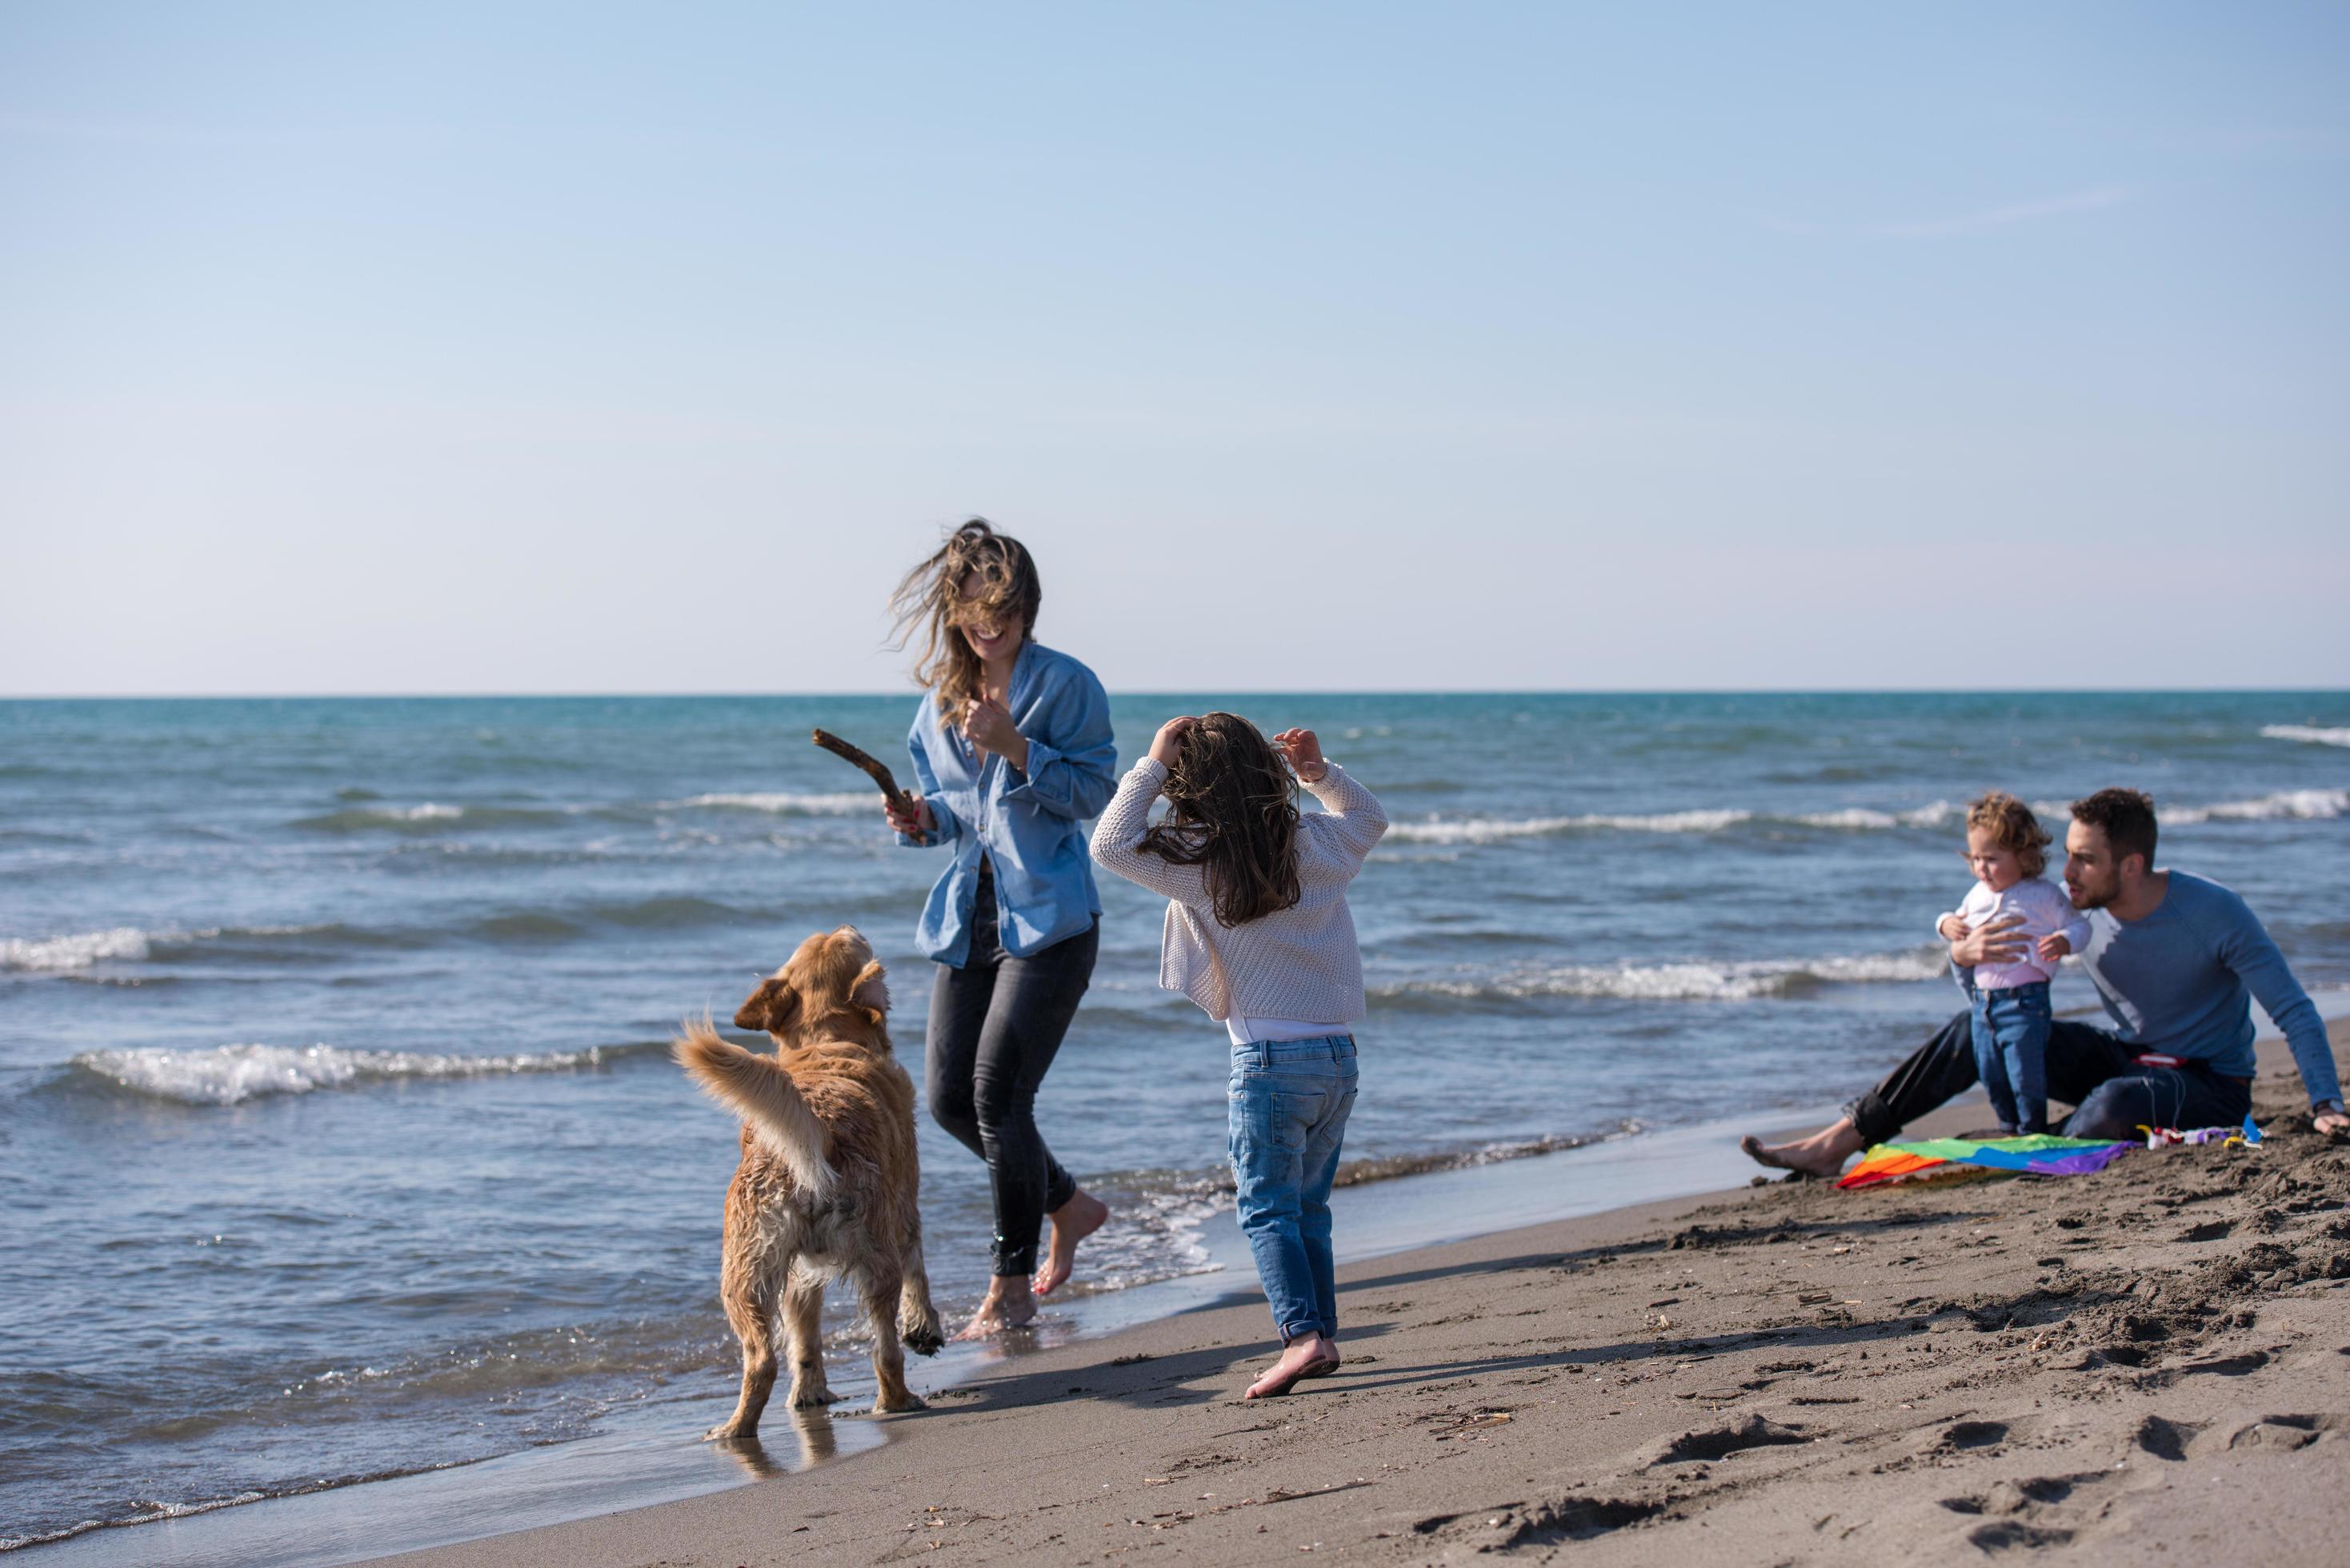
[1643,1414,1808,1467]
[2220,1413,2340,1452]
[2131,1413,2204,1461]
[1934,1418,2011,1453]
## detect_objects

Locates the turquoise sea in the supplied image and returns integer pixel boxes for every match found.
[3,691,2346,1555]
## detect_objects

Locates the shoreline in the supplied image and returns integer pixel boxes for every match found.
[358,1022,2350,1567]
[27,1008,2350,1567]
[15,1094,1873,1568]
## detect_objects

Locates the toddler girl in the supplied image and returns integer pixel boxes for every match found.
[1091,713,1387,1399]
[1937,792,2090,1134]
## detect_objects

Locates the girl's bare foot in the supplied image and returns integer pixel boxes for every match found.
[951,1276,1039,1341]
[1243,1333,1339,1399]
[1739,1118,1867,1179]
[1031,1189,1109,1298]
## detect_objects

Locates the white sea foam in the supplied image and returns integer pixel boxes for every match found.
[1383,784,2348,844]
[73,1042,651,1106]
[1,927,152,970]
[1792,801,1964,830]
[1375,946,1952,1003]
[2262,724,2350,748]
[1385,801,1964,843]
[669,791,874,816]
[2164,788,2349,825]
[1386,810,1753,843]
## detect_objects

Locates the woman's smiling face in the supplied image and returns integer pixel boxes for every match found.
[954,570,1026,664]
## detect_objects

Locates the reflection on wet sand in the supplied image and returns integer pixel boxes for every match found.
[710,1406,840,1479]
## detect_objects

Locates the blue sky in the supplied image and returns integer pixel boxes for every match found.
[2,4,2345,694]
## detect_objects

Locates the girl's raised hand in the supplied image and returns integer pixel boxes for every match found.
[1273,727,1327,784]
[884,796,935,838]
[1147,716,1195,768]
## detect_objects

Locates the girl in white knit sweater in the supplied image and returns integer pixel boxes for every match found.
[1091,713,1387,1398]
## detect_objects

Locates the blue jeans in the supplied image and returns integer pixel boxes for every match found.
[1970,981,2053,1134]
[1228,1035,1358,1344]
[1846,1010,2252,1146]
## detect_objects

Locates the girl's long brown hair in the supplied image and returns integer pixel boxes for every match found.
[1142,713,1303,927]
[887,519,1043,712]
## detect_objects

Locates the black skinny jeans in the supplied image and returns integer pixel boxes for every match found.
[1844,1008,2253,1147]
[926,865,1097,1278]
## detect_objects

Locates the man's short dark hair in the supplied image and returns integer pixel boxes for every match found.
[2072,787,2158,872]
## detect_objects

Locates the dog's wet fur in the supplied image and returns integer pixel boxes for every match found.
[675,926,945,1438]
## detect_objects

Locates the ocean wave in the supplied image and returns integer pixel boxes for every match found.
[2263,724,2350,748]
[1792,802,1965,830]
[70,1041,671,1106]
[1384,802,1965,843]
[149,922,436,960]
[290,803,570,834]
[1332,1127,1628,1185]
[6,922,443,974]
[665,791,875,816]
[1,926,151,970]
[1382,784,2350,844]
[1387,809,1752,842]
[2165,788,2348,824]
[1372,946,1951,1004]
[2,1489,275,1554]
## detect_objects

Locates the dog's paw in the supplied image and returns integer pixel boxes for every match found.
[903,1322,947,1357]
[788,1384,843,1410]
[703,1421,758,1443]
[871,1391,928,1414]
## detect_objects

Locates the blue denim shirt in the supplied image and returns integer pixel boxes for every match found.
[898,641,1119,966]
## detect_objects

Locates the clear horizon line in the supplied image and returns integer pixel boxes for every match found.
[3,684,2346,702]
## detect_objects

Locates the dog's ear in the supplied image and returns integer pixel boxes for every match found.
[735,976,800,1035]
[849,960,888,1026]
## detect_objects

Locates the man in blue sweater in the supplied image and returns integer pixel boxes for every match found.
[1744,788,2348,1178]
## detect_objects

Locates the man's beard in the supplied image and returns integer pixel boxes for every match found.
[2068,878,2116,910]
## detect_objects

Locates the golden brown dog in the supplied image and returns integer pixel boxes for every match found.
[675,926,944,1438]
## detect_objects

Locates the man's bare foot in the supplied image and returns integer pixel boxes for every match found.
[1739,1118,1867,1179]
[1032,1189,1109,1298]
[1243,1333,1339,1399]
[951,1276,1039,1341]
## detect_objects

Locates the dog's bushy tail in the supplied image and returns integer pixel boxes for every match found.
[674,1015,836,1201]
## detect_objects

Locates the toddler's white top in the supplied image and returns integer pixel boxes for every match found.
[1941,875,2092,991]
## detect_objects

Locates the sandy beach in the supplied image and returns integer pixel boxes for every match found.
[351,1018,2350,1566]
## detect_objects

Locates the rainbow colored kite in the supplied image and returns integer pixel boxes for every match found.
[1837,1133,2136,1190]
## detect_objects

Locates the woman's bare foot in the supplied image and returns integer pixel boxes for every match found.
[951,1276,1039,1341]
[1739,1118,1867,1179]
[1243,1333,1339,1399]
[1031,1189,1109,1298]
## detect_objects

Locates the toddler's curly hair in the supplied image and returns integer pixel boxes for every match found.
[1967,791,2052,878]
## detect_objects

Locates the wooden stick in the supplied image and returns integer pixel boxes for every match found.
[810,728,918,818]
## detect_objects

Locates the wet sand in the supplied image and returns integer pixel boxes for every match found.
[361,1019,2350,1566]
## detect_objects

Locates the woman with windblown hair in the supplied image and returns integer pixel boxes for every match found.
[883,520,1118,1339]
